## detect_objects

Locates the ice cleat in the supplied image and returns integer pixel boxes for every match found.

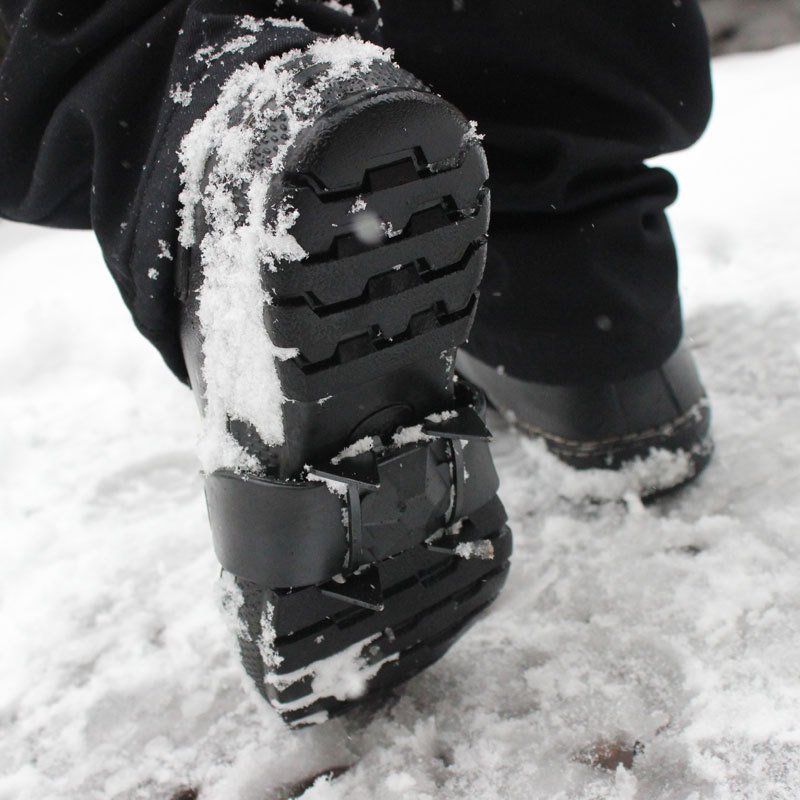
[457,342,713,496]
[211,381,511,725]
[177,38,511,725]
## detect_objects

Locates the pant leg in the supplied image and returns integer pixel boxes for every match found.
[0,0,380,380]
[381,0,713,383]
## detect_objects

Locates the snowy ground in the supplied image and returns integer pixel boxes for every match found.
[701,0,800,55]
[2,45,800,800]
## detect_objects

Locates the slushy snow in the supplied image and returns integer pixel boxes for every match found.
[1,43,800,800]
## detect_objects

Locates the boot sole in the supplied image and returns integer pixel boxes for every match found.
[217,82,510,725]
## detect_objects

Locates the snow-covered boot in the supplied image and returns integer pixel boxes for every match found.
[176,38,511,725]
[457,343,713,497]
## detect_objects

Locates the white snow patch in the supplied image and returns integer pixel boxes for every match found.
[381,220,402,239]
[236,14,264,33]
[264,16,309,30]
[266,633,398,710]
[306,469,348,497]
[331,436,376,464]
[169,82,194,107]
[348,196,367,214]
[321,0,355,15]
[391,424,432,448]
[156,239,173,261]
[466,118,485,143]
[517,436,708,504]
[304,37,392,72]
[193,35,257,66]
[454,539,495,560]
[425,409,458,424]
[257,602,283,672]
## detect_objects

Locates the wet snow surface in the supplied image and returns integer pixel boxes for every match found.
[2,46,800,800]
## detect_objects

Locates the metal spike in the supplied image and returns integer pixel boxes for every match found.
[319,565,384,612]
[309,451,381,490]
[422,407,492,441]
[425,520,482,554]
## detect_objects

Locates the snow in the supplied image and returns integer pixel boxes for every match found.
[236,15,265,34]
[266,634,399,716]
[425,410,459,424]
[391,424,432,448]
[169,83,194,107]
[2,44,800,799]
[306,469,349,497]
[320,1,355,16]
[331,437,377,465]
[157,240,173,261]
[193,36,258,67]
[454,539,494,561]
[349,197,367,214]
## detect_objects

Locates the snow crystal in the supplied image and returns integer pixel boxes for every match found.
[305,38,392,72]
[321,0,355,15]
[236,14,264,33]
[264,16,309,30]
[156,239,173,261]
[381,220,402,239]
[391,424,432,448]
[257,602,283,672]
[425,409,458,424]
[454,538,494,560]
[465,118,484,144]
[349,197,366,214]
[169,82,194,107]
[193,35,257,66]
[307,468,348,497]
[331,436,376,464]
[147,267,159,280]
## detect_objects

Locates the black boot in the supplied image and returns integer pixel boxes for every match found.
[177,36,511,725]
[457,343,713,496]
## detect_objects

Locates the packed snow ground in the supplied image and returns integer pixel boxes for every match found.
[2,45,800,800]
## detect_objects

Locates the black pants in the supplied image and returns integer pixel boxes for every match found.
[0,0,712,384]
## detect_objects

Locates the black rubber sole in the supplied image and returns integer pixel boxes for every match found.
[190,63,511,725]
[262,85,492,477]
[516,402,713,498]
[231,522,511,726]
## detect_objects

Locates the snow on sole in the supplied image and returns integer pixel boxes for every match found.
[180,51,512,725]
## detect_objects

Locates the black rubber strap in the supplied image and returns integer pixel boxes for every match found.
[206,387,500,588]
[205,472,346,589]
